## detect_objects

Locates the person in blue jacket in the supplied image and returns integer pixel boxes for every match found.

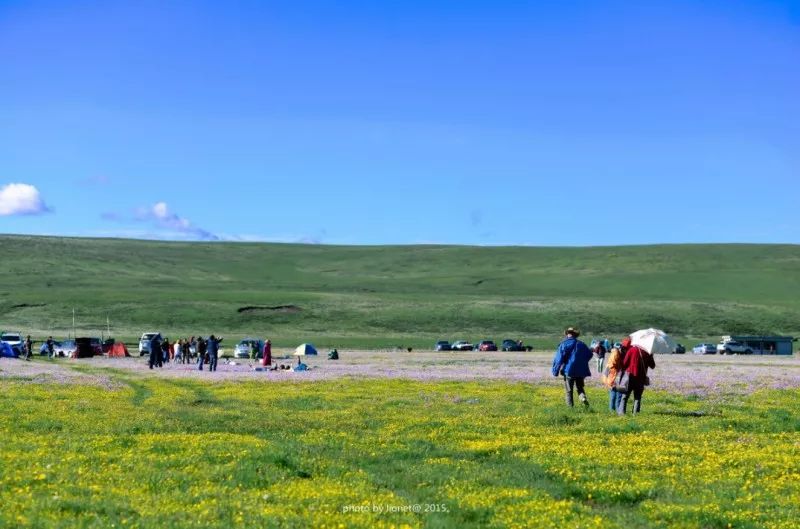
[551,327,593,407]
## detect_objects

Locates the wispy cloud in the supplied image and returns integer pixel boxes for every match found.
[100,201,219,241]
[127,201,220,241]
[0,183,52,216]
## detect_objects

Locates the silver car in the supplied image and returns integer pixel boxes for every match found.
[138,332,162,356]
[57,340,77,357]
[234,338,264,359]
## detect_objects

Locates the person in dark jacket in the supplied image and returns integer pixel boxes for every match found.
[593,340,607,374]
[148,334,162,369]
[617,344,656,415]
[262,339,272,366]
[182,339,190,364]
[551,327,593,407]
[196,336,207,370]
[161,338,170,364]
[24,335,33,361]
[206,335,222,372]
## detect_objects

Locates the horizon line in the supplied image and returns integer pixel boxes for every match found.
[1,232,799,249]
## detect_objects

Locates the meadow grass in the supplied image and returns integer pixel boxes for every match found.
[0,363,797,528]
[1,235,798,350]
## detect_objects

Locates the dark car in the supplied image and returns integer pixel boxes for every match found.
[501,339,532,352]
[89,337,104,356]
[474,340,498,352]
[75,337,99,358]
[434,341,451,351]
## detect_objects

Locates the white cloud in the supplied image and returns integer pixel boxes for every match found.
[152,201,169,219]
[0,183,51,216]
[128,201,219,241]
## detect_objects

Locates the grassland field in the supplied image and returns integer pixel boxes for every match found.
[1,235,799,528]
[0,355,798,529]
[1,235,798,350]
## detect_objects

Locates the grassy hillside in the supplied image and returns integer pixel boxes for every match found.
[0,235,798,349]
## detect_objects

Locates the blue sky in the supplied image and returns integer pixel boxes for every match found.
[1,0,798,245]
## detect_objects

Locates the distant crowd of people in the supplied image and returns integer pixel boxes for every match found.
[146,335,275,372]
[552,327,655,415]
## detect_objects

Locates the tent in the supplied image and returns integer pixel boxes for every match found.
[0,342,18,358]
[294,343,318,356]
[108,342,130,357]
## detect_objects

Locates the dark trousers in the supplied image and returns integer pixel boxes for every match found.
[618,380,645,415]
[208,353,218,372]
[563,376,588,407]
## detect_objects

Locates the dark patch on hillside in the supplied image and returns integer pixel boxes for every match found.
[10,303,47,309]
[237,305,302,314]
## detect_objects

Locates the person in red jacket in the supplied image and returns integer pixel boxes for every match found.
[262,339,272,366]
[618,344,655,415]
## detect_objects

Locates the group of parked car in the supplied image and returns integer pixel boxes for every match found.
[693,338,755,355]
[434,339,533,352]
[0,331,110,357]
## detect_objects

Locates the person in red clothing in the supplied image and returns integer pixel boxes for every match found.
[617,343,656,415]
[262,339,272,366]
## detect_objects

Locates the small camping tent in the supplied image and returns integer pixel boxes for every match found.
[294,343,318,356]
[108,342,130,357]
[0,342,18,358]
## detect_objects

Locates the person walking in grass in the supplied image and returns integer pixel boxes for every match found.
[24,335,33,361]
[617,343,656,415]
[161,338,170,365]
[148,334,162,369]
[206,335,222,372]
[182,339,191,364]
[196,336,207,370]
[262,339,272,366]
[551,327,593,407]
[603,346,624,412]
[593,340,607,374]
[189,336,197,363]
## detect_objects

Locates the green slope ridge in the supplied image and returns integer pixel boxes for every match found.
[1,235,797,349]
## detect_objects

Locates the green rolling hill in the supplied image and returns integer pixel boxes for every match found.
[0,235,797,350]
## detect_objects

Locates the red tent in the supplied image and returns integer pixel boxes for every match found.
[108,343,130,357]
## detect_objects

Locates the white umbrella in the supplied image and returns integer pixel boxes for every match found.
[630,328,677,354]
